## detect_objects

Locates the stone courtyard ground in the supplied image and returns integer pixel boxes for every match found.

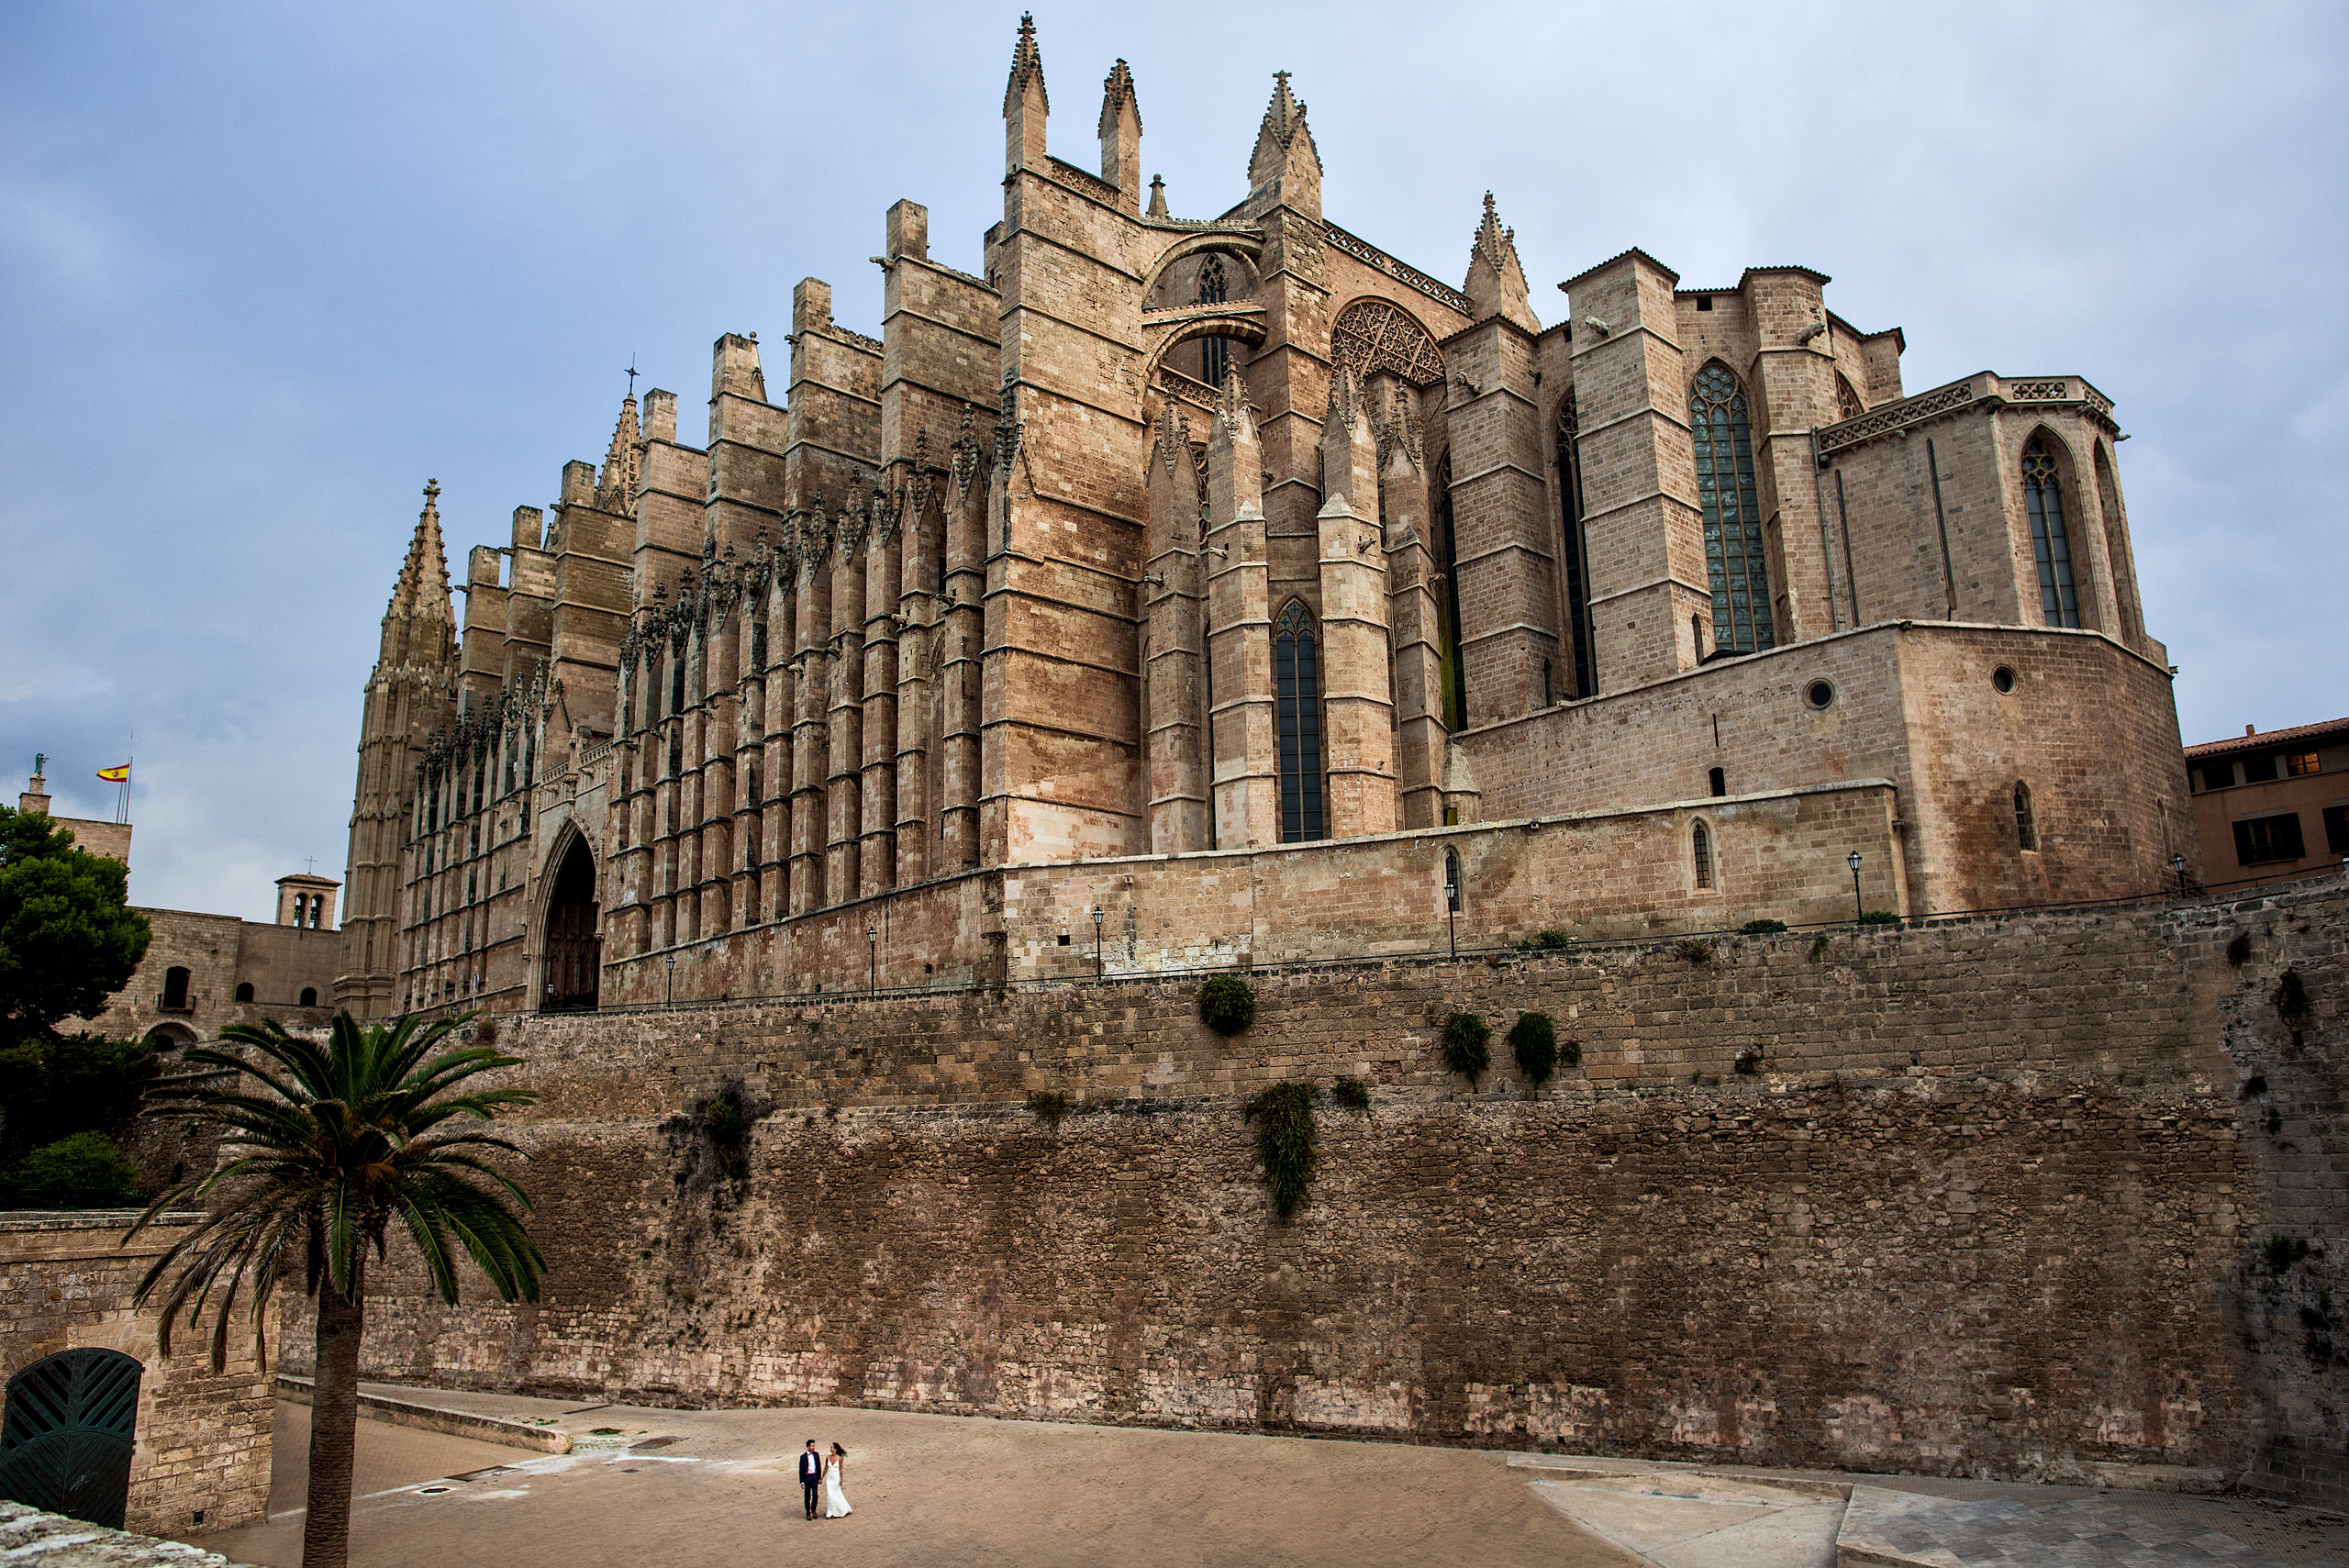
[189,1386,2349,1568]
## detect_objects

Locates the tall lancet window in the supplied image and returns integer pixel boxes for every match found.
[1689,361,1774,654]
[1432,452,1468,729]
[2021,435,2080,628]
[1197,256,1230,388]
[1274,601,1325,843]
[1556,395,1596,698]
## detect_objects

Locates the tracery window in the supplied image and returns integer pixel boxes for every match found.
[1836,375,1865,422]
[1689,362,1774,654]
[1556,395,1596,698]
[1197,256,1230,388]
[2013,781,2037,851]
[1432,453,1468,729]
[1693,820,1714,889]
[2023,436,2081,628]
[1274,601,1325,843]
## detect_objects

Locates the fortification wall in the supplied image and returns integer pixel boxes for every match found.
[300,881,2349,1492]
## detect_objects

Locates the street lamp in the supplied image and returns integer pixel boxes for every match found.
[1848,851,1865,925]
[868,924,879,995]
[2171,852,2188,897]
[665,950,676,1006]
[1444,857,1460,959]
[1091,906,1105,979]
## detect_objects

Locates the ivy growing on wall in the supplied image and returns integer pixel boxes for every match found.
[1244,1082,1316,1221]
[1508,1011,1563,1088]
[1441,1012,1490,1083]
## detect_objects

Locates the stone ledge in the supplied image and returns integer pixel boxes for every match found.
[0,1500,255,1566]
[273,1376,571,1454]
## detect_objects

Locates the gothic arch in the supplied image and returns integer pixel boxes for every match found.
[1688,360,1775,655]
[1139,232,1266,302]
[1274,599,1325,844]
[1141,314,1271,391]
[1330,296,1446,388]
[538,825,600,1012]
[2020,426,2087,630]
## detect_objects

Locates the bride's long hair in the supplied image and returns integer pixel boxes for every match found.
[831,1442,848,1458]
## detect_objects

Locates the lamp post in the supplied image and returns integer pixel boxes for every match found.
[665,950,676,1006]
[868,925,878,995]
[1091,906,1105,979]
[1444,866,1460,959]
[1848,851,1865,925]
[2171,852,2188,897]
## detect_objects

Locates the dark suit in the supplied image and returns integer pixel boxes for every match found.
[799,1450,824,1518]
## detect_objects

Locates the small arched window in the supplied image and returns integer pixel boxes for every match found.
[2021,436,2080,628]
[1689,362,1775,654]
[161,966,191,1009]
[1693,821,1714,889]
[1197,256,1230,387]
[234,982,255,1003]
[2013,781,2037,851]
[298,986,318,1007]
[1274,601,1325,843]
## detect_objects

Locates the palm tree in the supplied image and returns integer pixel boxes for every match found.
[127,1011,543,1568]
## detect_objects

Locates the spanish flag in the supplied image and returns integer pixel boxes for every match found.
[95,764,130,783]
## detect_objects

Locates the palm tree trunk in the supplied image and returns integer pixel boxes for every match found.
[302,1262,366,1568]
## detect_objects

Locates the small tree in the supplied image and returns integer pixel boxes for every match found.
[130,1013,543,1568]
[1508,1011,1559,1089]
[1441,1012,1491,1084]
[1243,1083,1316,1221]
[0,807,151,1040]
[1198,975,1256,1036]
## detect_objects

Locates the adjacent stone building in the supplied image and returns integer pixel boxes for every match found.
[11,771,341,1050]
[338,19,2195,1019]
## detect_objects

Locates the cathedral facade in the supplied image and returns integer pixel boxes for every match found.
[338,18,2195,1018]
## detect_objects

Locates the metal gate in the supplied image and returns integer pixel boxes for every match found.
[0,1347,142,1529]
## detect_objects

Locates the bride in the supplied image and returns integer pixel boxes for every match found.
[823,1442,852,1518]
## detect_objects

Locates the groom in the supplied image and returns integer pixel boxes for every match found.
[799,1440,824,1519]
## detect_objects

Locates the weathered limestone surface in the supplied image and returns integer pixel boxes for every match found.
[289,884,2348,1494]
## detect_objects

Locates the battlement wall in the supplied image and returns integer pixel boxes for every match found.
[305,880,2349,1494]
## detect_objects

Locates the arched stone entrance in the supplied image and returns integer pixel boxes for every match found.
[540,835,600,1012]
[0,1347,142,1529]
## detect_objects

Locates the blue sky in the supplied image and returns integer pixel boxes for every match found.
[4,2,2343,918]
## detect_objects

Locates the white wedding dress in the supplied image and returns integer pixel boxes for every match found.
[823,1456,852,1518]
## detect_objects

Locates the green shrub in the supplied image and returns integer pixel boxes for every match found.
[2,1132,139,1208]
[1519,929,1574,952]
[1244,1083,1317,1221]
[1809,933,1831,962]
[2265,1235,2312,1273]
[2277,970,2315,1030]
[1440,1012,1491,1083]
[1027,1090,1074,1127]
[2227,933,2253,967]
[1331,1077,1373,1112]
[1508,1012,1558,1088]
[1674,937,1716,964]
[1198,975,1257,1037]
[1740,918,1788,934]
[1858,910,1903,927]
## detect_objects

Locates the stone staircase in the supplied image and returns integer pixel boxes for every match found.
[1511,1457,2332,1568]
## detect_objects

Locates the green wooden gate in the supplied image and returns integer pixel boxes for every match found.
[0,1347,142,1529]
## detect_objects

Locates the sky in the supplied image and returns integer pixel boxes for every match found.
[3,1,2344,920]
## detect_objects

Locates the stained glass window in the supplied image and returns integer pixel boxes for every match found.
[1275,601,1324,843]
[1689,362,1774,654]
[2022,437,2079,628]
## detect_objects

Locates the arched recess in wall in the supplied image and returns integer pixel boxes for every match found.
[2012,780,2038,851]
[2021,429,2084,630]
[540,828,601,1012]
[1689,361,1775,655]
[1141,237,1268,402]
[1555,395,1596,698]
[1330,297,1446,389]
[1274,600,1326,844]
[1835,374,1865,422]
[2092,441,2140,639]
[1692,818,1716,890]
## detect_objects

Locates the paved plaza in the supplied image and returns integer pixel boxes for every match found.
[189,1388,2349,1568]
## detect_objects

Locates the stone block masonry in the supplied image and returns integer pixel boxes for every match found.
[282,881,2349,1497]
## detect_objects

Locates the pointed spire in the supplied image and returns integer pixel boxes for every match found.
[1004,13,1049,172]
[1214,363,1256,445]
[595,389,641,512]
[382,479,457,669]
[1323,358,1360,430]
[1147,173,1168,220]
[1097,58,1141,138]
[1004,11,1046,116]
[1248,71,1321,218]
[1152,398,1191,476]
[1464,191,1540,333]
[1098,58,1143,211]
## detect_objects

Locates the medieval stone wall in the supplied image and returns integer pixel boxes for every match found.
[291,881,2349,1494]
[0,1216,272,1535]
